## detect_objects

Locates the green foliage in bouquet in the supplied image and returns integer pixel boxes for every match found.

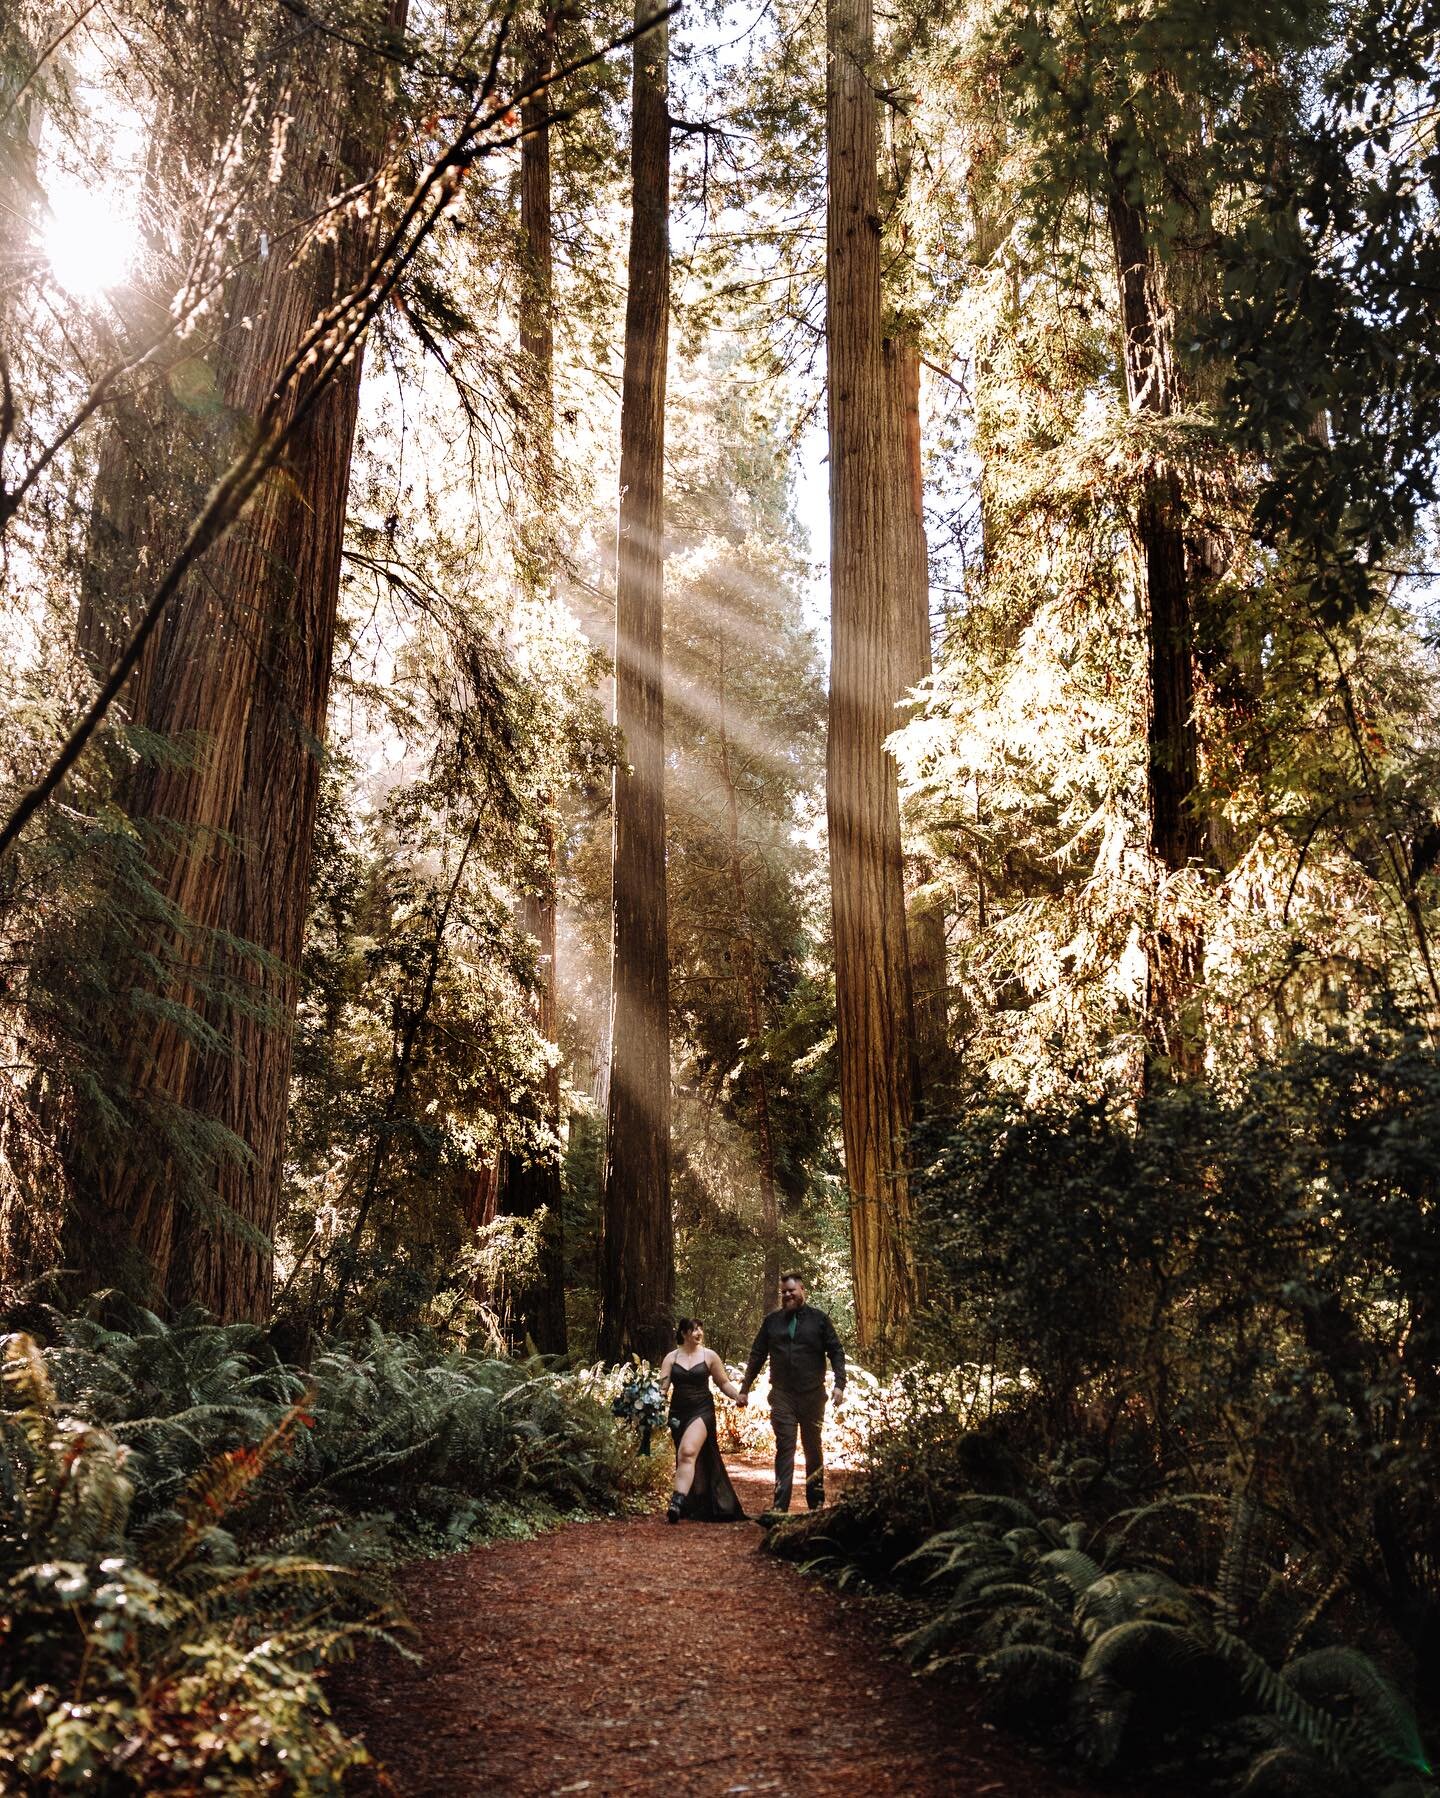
[611,1364,666,1455]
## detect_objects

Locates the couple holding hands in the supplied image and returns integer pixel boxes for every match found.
[656,1272,847,1524]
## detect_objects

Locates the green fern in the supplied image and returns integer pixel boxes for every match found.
[894,1525,1006,1579]
[1074,1568,1205,1641]
[977,1642,1083,1728]
[1038,1545,1103,1597]
[1217,1493,1285,1636]
[1285,1647,1431,1783]
[945,1493,1043,1531]
[0,1313,653,1791]
[1081,1618,1219,1689]
[980,1642,1082,1686]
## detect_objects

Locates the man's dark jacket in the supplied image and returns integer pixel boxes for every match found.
[742,1305,846,1399]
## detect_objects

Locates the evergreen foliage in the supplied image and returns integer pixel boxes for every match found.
[9,0,1440,1779]
[766,1029,1440,1787]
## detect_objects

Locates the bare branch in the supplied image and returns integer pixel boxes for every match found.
[0,0,102,130]
[0,6,677,864]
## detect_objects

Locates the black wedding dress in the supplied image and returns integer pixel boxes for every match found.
[668,1360,746,1523]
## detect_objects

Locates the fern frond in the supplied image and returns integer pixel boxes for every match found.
[945,1493,1042,1531]
[1219,1495,1258,1629]
[1107,1491,1227,1558]
[1215,1629,1352,1772]
[1074,1567,1199,1643]
[1285,1647,1430,1780]
[1038,1546,1103,1598]
[979,1643,1083,1685]
[1236,1741,1334,1796]
[1080,1618,1216,1690]
[894,1526,989,1574]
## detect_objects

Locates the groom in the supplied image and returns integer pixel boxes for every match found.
[737,1272,846,1512]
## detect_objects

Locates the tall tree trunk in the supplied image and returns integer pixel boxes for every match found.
[716,647,780,1313]
[597,2,674,1364]
[826,0,919,1355]
[497,24,568,1356]
[66,9,408,1312]
[175,8,411,1322]
[167,291,369,1321]
[890,340,948,1089]
[501,841,569,1353]
[1106,147,1205,1082]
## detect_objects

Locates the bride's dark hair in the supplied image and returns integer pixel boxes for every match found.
[675,1317,702,1343]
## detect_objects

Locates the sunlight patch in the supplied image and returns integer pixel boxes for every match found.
[42,181,134,298]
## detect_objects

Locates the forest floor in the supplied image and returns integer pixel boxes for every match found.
[332,1456,1098,1797]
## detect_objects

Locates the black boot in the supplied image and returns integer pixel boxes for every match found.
[666,1491,685,1524]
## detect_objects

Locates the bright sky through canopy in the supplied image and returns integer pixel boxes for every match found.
[42,179,134,298]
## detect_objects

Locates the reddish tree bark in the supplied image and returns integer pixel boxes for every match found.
[826,0,919,1353]
[715,648,781,1312]
[497,24,568,1356]
[597,1,675,1363]
[67,7,410,1314]
[890,340,948,1090]
[501,842,569,1353]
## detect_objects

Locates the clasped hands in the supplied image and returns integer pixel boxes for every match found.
[730,1387,847,1409]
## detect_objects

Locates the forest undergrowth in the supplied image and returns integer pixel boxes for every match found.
[0,1306,663,1792]
[8,0,1440,1789]
[765,1032,1440,1798]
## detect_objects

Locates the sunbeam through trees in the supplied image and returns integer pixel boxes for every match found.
[4,0,1440,1789]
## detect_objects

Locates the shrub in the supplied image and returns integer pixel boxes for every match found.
[766,1033,1440,1792]
[770,1487,1436,1794]
[0,1310,660,1790]
[912,1033,1440,1690]
[0,1331,385,1791]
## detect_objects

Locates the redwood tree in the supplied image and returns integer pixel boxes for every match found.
[493,19,569,1355]
[597,1,675,1362]
[825,0,919,1352]
[69,5,410,1317]
[890,339,948,1088]
[716,656,781,1310]
[1106,146,1205,1081]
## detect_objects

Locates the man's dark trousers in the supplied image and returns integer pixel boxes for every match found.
[771,1386,825,1510]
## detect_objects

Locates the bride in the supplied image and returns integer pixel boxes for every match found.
[657,1318,747,1524]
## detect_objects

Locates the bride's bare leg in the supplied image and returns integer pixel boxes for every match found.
[673,1416,707,1495]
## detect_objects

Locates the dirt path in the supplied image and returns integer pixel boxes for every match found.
[334,1457,1088,1796]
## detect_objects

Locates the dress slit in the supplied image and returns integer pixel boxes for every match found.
[668,1365,746,1522]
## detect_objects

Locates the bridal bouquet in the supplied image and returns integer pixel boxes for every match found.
[611,1368,666,1455]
